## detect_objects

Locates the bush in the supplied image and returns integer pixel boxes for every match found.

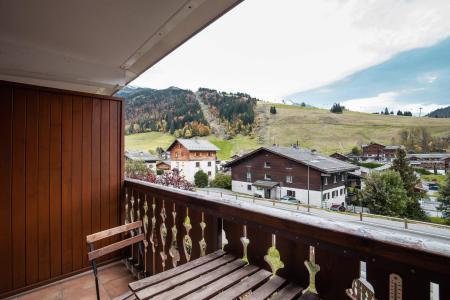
[414,168,432,175]
[156,169,164,175]
[210,173,232,190]
[357,162,384,169]
[125,160,150,179]
[194,170,208,188]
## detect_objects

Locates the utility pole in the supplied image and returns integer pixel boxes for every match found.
[419,107,422,117]
[307,165,310,212]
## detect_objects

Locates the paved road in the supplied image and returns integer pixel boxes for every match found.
[197,188,450,240]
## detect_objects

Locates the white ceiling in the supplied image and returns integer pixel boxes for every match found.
[0,0,241,95]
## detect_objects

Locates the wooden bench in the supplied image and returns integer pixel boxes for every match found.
[86,221,146,300]
[123,250,304,300]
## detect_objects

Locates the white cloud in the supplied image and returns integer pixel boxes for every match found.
[417,73,438,84]
[131,0,450,100]
[341,92,445,115]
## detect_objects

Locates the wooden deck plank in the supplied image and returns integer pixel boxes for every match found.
[181,264,259,300]
[152,259,246,300]
[129,250,225,291]
[135,254,235,299]
[269,282,303,300]
[246,275,286,300]
[209,269,271,300]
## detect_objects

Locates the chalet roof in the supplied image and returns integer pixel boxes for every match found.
[253,180,280,188]
[125,150,158,162]
[407,153,450,160]
[225,146,359,173]
[384,145,401,150]
[361,142,385,148]
[167,139,219,152]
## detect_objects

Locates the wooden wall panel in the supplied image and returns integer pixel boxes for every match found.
[12,89,27,289]
[25,90,39,285]
[0,81,124,298]
[37,92,51,281]
[49,94,62,277]
[0,86,13,293]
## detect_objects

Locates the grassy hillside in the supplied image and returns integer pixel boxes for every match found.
[261,102,450,154]
[125,132,258,161]
[125,102,450,160]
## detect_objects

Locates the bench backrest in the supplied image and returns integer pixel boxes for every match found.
[86,221,144,261]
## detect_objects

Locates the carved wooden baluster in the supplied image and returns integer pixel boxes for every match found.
[143,195,149,276]
[199,212,207,257]
[169,203,180,267]
[149,197,158,274]
[301,246,320,299]
[264,234,284,277]
[240,225,250,264]
[128,190,135,269]
[183,207,193,262]
[136,193,141,269]
[221,219,228,251]
[159,200,168,271]
[346,261,375,300]
[130,190,135,224]
[124,188,129,225]
[389,274,402,300]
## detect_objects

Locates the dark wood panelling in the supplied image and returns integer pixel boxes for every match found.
[38,92,51,281]
[0,81,124,298]
[12,89,27,289]
[25,90,39,285]
[49,94,62,277]
[61,94,73,274]
[0,86,13,293]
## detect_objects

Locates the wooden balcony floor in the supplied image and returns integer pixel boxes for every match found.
[10,262,134,300]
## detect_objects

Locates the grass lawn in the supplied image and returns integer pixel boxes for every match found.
[428,216,448,225]
[125,132,175,153]
[421,174,446,185]
[125,132,259,160]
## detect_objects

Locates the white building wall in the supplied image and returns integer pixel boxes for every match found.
[171,160,216,183]
[232,180,347,208]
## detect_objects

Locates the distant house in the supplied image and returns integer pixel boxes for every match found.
[125,150,158,169]
[224,146,359,208]
[156,161,171,173]
[407,153,450,174]
[361,142,385,160]
[383,145,401,160]
[330,152,350,162]
[166,139,219,182]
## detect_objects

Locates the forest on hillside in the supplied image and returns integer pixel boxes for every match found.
[197,88,258,137]
[427,106,450,118]
[118,86,210,137]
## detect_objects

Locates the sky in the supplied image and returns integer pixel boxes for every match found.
[131,0,450,114]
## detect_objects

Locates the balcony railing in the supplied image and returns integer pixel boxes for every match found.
[123,178,450,300]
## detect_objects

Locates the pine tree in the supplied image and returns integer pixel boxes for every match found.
[384,107,389,115]
[438,173,450,223]
[397,110,403,116]
[391,148,427,220]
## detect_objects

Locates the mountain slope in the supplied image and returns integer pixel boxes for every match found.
[427,106,450,118]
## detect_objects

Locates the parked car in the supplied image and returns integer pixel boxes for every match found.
[280,195,298,202]
[253,193,262,198]
[429,183,440,191]
[330,204,346,212]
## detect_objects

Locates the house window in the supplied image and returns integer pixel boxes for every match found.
[341,173,345,182]
[340,189,343,196]
[287,190,296,197]
[264,162,271,168]
[286,175,293,183]
[324,177,328,185]
[333,175,337,183]
[196,162,200,167]
[264,173,272,180]
[208,161,212,167]
[196,152,200,157]
[208,152,212,156]
[247,184,252,191]
[208,171,212,176]
[175,152,179,158]
[246,171,251,182]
